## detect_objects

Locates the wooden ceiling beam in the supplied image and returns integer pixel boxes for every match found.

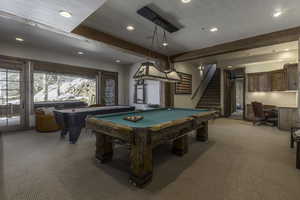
[72,25,168,62]
[172,26,300,63]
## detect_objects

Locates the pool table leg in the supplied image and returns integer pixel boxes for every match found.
[60,128,68,138]
[172,135,188,156]
[196,121,208,142]
[130,132,153,188]
[95,131,113,163]
[68,127,82,144]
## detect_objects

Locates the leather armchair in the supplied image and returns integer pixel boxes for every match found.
[35,110,60,132]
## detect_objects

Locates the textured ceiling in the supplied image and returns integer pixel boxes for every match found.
[84,0,300,55]
[0,17,144,65]
[0,0,106,32]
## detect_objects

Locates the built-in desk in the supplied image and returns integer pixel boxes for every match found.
[246,104,298,131]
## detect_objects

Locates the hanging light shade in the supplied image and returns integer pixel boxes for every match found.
[165,69,181,83]
[133,25,182,83]
[133,61,168,81]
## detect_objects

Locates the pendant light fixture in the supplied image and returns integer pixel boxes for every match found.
[133,25,181,83]
[133,25,168,81]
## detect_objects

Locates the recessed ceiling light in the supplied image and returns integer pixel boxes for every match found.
[116,60,121,63]
[273,10,282,18]
[59,10,72,18]
[210,27,219,32]
[181,0,191,3]
[15,37,24,42]
[77,51,84,55]
[162,42,168,47]
[227,66,233,68]
[126,25,135,31]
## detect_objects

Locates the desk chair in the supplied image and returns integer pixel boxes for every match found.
[251,101,278,127]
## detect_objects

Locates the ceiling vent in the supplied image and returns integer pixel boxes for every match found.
[137,6,180,33]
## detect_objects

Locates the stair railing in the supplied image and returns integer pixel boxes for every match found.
[191,64,217,106]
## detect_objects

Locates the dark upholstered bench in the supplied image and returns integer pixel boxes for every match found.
[290,127,300,169]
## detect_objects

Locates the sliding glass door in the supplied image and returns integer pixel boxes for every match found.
[0,64,25,131]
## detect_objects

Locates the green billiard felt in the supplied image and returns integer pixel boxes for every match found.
[93,108,210,128]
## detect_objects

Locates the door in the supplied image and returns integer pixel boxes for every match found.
[101,72,118,106]
[0,62,25,131]
[223,70,231,117]
[230,80,236,113]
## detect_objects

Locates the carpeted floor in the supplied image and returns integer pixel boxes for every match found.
[1,118,300,200]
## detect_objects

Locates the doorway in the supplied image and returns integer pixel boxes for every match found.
[0,62,26,131]
[224,68,246,120]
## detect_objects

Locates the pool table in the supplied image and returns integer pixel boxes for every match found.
[86,108,216,187]
[54,106,135,144]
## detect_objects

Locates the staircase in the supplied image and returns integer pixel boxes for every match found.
[196,69,221,111]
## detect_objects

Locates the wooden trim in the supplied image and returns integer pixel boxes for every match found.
[33,60,98,78]
[172,26,300,62]
[0,55,26,65]
[72,25,168,62]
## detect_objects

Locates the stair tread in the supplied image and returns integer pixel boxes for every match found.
[197,69,221,109]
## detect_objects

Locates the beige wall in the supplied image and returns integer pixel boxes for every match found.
[246,61,298,108]
[174,62,201,108]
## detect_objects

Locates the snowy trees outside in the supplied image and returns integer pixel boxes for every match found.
[33,72,96,105]
[1,69,97,106]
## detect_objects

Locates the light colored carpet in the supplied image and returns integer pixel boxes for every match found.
[1,118,300,200]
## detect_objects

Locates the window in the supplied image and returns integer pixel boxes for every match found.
[33,72,96,105]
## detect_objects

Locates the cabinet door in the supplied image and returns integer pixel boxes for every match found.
[258,73,271,91]
[285,64,298,90]
[279,108,298,130]
[248,74,258,92]
[246,104,254,120]
[271,70,286,91]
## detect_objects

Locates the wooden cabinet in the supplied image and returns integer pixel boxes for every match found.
[248,73,271,92]
[271,69,286,91]
[247,74,258,92]
[258,73,271,91]
[284,63,298,90]
[278,107,298,130]
[246,104,254,120]
[247,63,298,92]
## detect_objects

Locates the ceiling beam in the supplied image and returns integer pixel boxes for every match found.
[172,26,300,63]
[72,25,168,62]
[218,50,298,67]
